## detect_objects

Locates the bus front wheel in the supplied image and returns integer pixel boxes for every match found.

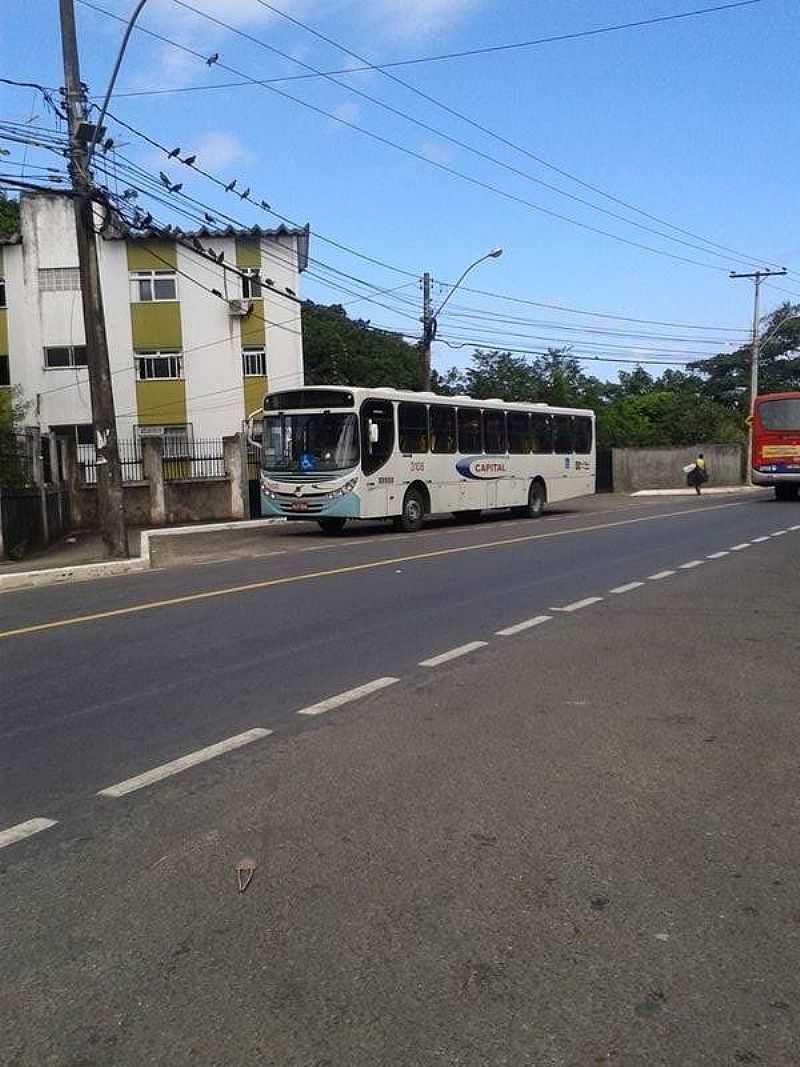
[395,488,425,532]
[775,484,799,502]
[318,517,347,535]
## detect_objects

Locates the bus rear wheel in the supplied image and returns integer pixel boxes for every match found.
[318,517,347,535]
[518,480,546,519]
[395,488,425,532]
[775,484,799,501]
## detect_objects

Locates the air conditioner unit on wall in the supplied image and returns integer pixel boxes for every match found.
[228,299,251,317]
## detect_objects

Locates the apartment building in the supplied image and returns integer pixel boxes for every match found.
[0,192,308,451]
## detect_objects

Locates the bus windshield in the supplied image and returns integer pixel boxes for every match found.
[757,398,800,431]
[263,412,359,473]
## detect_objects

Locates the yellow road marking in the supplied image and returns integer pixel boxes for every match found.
[0,500,748,641]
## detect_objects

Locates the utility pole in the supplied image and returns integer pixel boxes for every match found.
[59,0,128,557]
[730,267,787,484]
[420,271,434,391]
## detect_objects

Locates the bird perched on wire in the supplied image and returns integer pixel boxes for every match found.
[206,53,219,66]
[159,171,171,188]
[225,179,236,192]
[204,212,217,224]
[183,154,196,167]
[259,200,270,211]
[167,146,180,159]
[102,137,114,152]
[240,187,250,200]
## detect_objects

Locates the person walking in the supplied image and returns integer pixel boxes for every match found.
[687,452,708,495]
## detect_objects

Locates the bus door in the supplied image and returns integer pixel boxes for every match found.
[360,399,395,515]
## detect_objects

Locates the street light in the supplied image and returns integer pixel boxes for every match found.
[420,247,503,390]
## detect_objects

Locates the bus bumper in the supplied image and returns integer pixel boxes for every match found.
[752,468,800,486]
[260,491,361,519]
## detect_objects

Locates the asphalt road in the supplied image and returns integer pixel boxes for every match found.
[2,491,799,1066]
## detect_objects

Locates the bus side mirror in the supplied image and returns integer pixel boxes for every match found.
[369,421,380,444]
[246,408,263,450]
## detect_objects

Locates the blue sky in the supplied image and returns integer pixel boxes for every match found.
[2,0,799,382]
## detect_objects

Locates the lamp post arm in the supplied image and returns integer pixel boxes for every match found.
[86,0,149,165]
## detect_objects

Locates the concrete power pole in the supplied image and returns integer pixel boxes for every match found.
[420,271,434,392]
[59,0,128,557]
[730,267,787,483]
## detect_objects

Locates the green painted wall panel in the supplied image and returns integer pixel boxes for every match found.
[135,380,187,426]
[235,239,261,268]
[127,239,177,270]
[0,309,8,356]
[130,302,182,349]
[240,299,265,346]
[244,375,268,417]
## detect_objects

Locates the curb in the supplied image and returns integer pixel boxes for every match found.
[0,517,286,594]
[630,487,761,497]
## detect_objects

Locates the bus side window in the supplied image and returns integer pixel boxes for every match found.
[398,402,429,454]
[531,413,553,453]
[574,416,593,455]
[361,400,394,475]
[430,405,456,453]
[483,410,507,454]
[458,408,482,453]
[553,415,573,454]
[507,411,531,454]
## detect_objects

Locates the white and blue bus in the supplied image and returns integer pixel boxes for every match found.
[255,386,595,533]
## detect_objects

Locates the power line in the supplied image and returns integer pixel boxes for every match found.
[77,1,744,275]
[253,0,785,274]
[81,1,767,93]
[436,337,694,368]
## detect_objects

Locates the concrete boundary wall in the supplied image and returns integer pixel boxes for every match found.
[612,444,745,493]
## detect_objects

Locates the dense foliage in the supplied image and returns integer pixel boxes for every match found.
[301,298,799,448]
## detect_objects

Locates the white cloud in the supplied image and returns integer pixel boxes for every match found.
[367,0,481,39]
[331,101,361,125]
[193,130,251,170]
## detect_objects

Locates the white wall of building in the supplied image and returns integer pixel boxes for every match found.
[5,193,306,440]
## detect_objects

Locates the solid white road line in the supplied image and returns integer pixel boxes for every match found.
[648,570,675,581]
[609,581,644,594]
[751,536,769,543]
[0,818,57,850]
[679,560,704,569]
[296,677,399,716]
[551,596,604,613]
[98,729,273,797]
[707,550,730,559]
[789,525,800,532]
[730,543,750,551]
[771,530,787,537]
[496,615,552,637]
[420,642,488,667]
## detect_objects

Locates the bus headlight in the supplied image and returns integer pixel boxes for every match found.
[328,477,358,498]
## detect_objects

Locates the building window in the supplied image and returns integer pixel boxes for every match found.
[49,423,94,445]
[135,350,183,380]
[0,354,9,386]
[129,270,178,303]
[38,267,81,292]
[44,345,88,369]
[241,268,262,299]
[242,348,266,377]
[0,277,6,307]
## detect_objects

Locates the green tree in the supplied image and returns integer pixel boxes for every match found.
[433,347,602,407]
[301,302,420,389]
[0,191,20,239]
[0,386,30,487]
[689,302,800,411]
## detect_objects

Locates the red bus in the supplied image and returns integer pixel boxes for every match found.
[751,391,800,500]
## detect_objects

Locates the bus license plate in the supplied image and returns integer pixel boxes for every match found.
[289,500,309,511]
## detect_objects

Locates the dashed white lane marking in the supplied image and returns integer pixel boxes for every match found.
[789,525,800,532]
[707,550,730,559]
[0,818,58,850]
[97,729,273,797]
[420,642,488,667]
[751,536,769,543]
[609,581,644,594]
[296,676,399,715]
[771,530,787,537]
[730,542,750,551]
[496,615,552,637]
[648,570,675,581]
[551,596,604,613]
[679,560,705,569]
